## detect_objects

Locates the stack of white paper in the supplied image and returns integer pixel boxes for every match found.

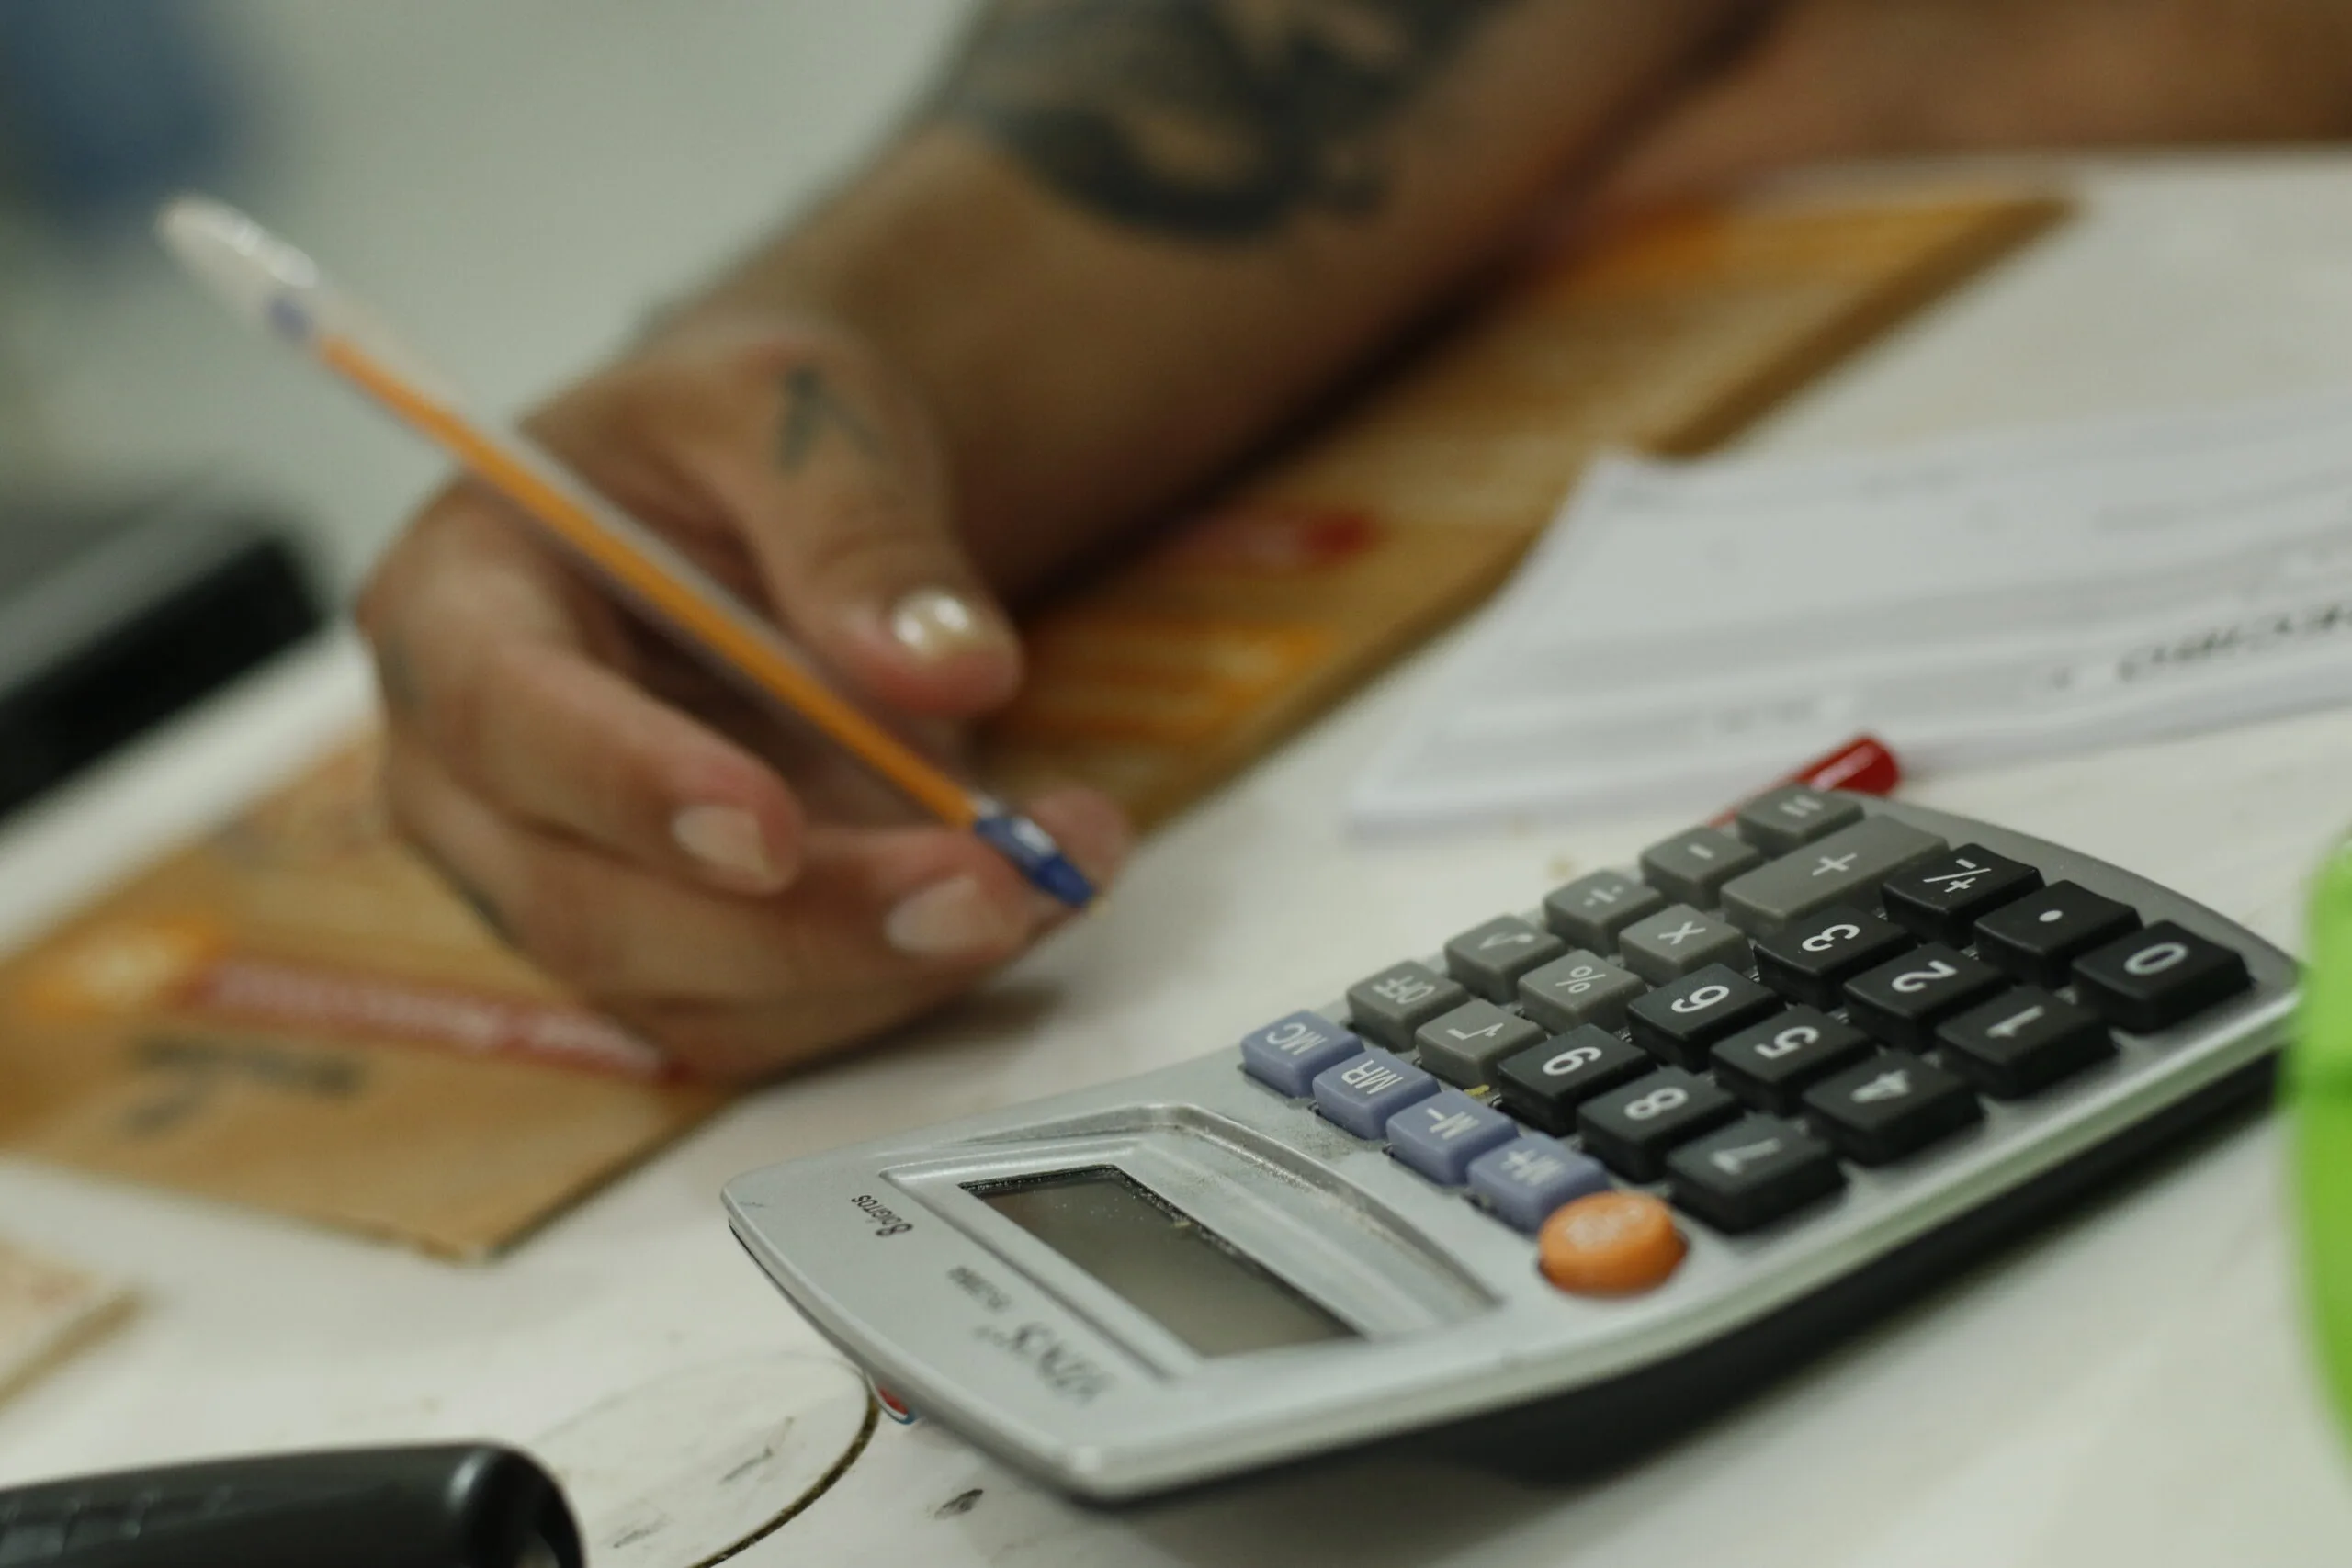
[1350,389,2352,832]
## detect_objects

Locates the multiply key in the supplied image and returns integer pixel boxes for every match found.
[1617,905,1749,984]
[1720,817,1946,936]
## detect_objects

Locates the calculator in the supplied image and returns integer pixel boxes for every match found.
[724,791,2295,1500]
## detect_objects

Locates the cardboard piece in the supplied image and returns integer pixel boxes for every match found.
[0,1237,131,1404]
[0,188,2063,1258]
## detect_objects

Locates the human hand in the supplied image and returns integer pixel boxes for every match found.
[356,318,1130,1081]
[1599,0,2352,211]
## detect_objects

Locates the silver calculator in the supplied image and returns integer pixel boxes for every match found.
[724,791,2295,1501]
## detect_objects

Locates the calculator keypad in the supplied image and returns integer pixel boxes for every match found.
[1235,796,2262,1288]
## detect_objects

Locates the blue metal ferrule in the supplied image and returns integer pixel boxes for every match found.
[972,809,1095,909]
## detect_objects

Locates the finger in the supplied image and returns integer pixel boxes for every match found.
[387,738,1132,1079]
[360,487,805,893]
[614,332,1026,720]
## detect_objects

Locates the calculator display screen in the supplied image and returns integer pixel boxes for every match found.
[970,1168,1355,1358]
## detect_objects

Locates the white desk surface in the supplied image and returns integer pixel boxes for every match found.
[7,155,2352,1566]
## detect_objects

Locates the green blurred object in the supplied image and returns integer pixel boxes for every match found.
[2298,836,2352,1443]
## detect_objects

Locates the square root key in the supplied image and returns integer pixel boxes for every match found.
[1543,870,1666,953]
[1347,961,1468,1052]
[1639,827,1762,908]
[1617,905,1750,984]
[1415,999,1546,1088]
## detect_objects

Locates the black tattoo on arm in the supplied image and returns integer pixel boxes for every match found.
[937,0,1521,239]
[778,364,884,470]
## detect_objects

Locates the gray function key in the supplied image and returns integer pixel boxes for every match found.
[1518,952,1646,1033]
[1639,827,1763,908]
[1347,961,1468,1052]
[1444,915,1567,1003]
[1543,870,1667,953]
[1415,999,1547,1089]
[1720,816,1947,937]
[1617,905,1751,984]
[1733,784,1864,856]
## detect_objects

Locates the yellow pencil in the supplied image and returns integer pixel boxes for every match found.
[159,196,1092,907]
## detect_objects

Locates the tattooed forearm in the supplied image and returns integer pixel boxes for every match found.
[937,0,1521,240]
[777,364,884,470]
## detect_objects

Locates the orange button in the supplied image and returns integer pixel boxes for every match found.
[1538,1191,1687,1295]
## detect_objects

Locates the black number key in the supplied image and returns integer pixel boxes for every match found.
[1751,905,1915,1009]
[1710,1007,1875,1113]
[1668,1114,1846,1233]
[1973,881,2140,989]
[1625,964,1780,1068]
[1493,1026,1654,1134]
[1346,961,1468,1052]
[1880,846,2043,946]
[2071,921,2251,1032]
[1803,1052,1983,1165]
[1843,943,2007,1050]
[1443,915,1567,1004]
[1936,987,2115,1098]
[1577,1068,1739,1181]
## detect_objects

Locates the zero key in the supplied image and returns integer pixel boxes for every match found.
[2071,921,2251,1032]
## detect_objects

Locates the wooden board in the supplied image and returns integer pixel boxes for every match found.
[0,187,2063,1258]
[979,189,2065,827]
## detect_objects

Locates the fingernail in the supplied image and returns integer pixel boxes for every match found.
[671,804,780,886]
[885,874,1025,958]
[888,587,1011,662]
